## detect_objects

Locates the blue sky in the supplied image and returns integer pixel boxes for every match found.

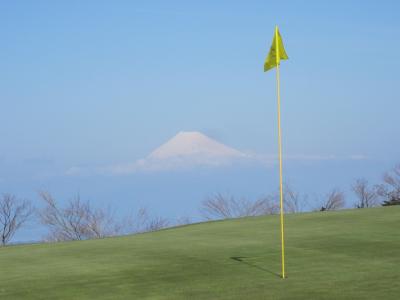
[1,0,399,165]
[1,1,400,240]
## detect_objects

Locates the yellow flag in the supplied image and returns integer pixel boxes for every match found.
[264,26,288,72]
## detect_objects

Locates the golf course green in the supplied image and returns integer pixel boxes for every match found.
[0,206,399,299]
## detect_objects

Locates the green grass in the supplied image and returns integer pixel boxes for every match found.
[1,207,399,299]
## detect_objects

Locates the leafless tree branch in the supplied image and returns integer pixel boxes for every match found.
[122,208,170,233]
[376,164,400,204]
[200,193,279,220]
[319,188,346,211]
[283,184,309,213]
[352,178,378,208]
[144,216,170,232]
[39,191,121,241]
[0,194,33,246]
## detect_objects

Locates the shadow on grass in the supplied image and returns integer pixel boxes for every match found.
[230,256,281,278]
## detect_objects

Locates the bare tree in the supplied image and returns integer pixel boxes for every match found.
[283,185,308,213]
[200,194,234,219]
[39,191,121,242]
[123,207,170,233]
[144,216,170,232]
[376,164,400,205]
[0,194,33,246]
[121,207,149,234]
[352,178,378,208]
[319,188,345,211]
[200,193,279,220]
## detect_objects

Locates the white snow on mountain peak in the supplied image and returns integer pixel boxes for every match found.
[107,131,252,173]
[148,131,245,160]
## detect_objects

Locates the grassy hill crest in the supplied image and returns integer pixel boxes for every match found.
[1,207,399,299]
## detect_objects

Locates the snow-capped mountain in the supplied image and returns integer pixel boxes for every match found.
[149,131,245,160]
[110,131,250,173]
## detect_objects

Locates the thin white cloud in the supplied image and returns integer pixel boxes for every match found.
[63,131,369,176]
[348,154,369,160]
[65,166,86,176]
[252,153,368,164]
[65,153,368,176]
[105,155,254,174]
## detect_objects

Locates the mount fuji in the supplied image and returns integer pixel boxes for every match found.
[110,131,254,173]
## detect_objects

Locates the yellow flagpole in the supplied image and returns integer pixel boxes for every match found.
[275,26,286,279]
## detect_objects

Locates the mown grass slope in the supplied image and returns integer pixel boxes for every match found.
[0,207,399,299]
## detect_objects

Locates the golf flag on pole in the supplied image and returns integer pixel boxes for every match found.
[264,27,288,72]
[264,26,288,279]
